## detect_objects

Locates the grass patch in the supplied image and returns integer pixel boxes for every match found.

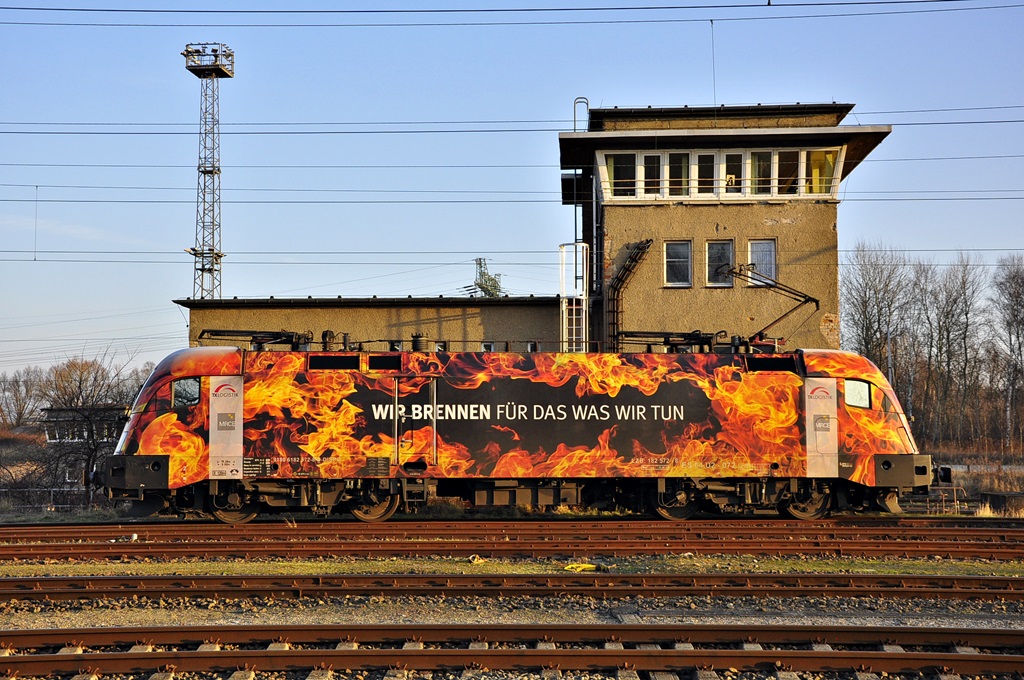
[0,553,1020,579]
[973,502,1024,519]
[0,506,124,524]
[641,553,1024,577]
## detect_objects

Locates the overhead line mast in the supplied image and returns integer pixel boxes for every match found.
[182,43,234,300]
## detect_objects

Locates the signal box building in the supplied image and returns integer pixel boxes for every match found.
[559,103,889,351]
[180,102,888,354]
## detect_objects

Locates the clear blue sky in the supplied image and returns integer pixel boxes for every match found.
[1,1,1022,373]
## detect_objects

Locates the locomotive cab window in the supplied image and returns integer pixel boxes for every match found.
[172,377,201,409]
[873,384,896,412]
[845,379,871,409]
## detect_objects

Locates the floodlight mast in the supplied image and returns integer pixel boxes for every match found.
[183,43,234,300]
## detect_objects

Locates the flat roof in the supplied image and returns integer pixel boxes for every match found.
[176,295,562,309]
[585,103,856,130]
[558,125,891,181]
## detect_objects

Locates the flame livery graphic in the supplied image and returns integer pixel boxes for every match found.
[106,346,931,522]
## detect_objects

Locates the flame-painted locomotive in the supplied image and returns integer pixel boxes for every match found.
[99,343,932,523]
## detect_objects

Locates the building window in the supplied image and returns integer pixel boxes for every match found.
[778,150,800,195]
[748,239,777,285]
[643,154,662,195]
[665,241,692,287]
[697,154,716,194]
[806,149,838,194]
[526,341,539,352]
[481,341,496,352]
[668,152,689,196]
[707,241,734,286]
[724,153,744,194]
[607,153,636,197]
[751,151,772,195]
[600,147,841,201]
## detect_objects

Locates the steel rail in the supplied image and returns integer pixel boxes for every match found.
[2,518,1023,543]
[1,537,1022,560]
[3,572,1023,602]
[1,624,1022,675]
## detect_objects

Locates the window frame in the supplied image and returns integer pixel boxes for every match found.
[723,152,744,195]
[845,379,872,409]
[597,147,843,202]
[664,240,693,288]
[606,153,637,197]
[747,239,777,286]
[642,153,663,196]
[706,240,735,288]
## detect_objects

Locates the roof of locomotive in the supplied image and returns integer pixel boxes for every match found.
[151,346,881,377]
[132,346,899,415]
[131,347,243,410]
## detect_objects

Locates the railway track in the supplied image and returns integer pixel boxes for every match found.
[2,518,1023,560]
[4,572,1024,602]
[1,623,1022,676]
[4,516,1022,540]
[0,518,1019,561]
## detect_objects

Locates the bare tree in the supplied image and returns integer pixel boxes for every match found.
[941,255,987,446]
[905,260,940,443]
[37,352,150,507]
[990,254,1024,452]
[840,245,1012,455]
[840,241,913,388]
[0,366,45,430]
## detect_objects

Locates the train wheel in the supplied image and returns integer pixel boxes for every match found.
[207,485,260,524]
[349,493,400,522]
[650,487,700,520]
[209,504,260,524]
[778,485,832,520]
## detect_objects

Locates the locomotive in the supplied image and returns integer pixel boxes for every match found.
[99,339,931,523]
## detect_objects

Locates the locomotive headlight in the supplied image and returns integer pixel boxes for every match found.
[881,460,893,471]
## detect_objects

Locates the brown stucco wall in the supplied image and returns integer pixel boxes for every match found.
[599,113,847,131]
[183,300,561,352]
[602,201,840,349]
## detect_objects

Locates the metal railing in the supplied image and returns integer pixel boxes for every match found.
[0,487,92,512]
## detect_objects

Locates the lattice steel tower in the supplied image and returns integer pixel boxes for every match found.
[182,43,234,299]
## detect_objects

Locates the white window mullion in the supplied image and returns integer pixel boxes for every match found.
[833,146,847,199]
[797,150,804,197]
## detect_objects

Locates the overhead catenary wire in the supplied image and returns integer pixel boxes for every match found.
[2,197,1023,205]
[2,103,1023,127]
[3,118,1024,135]
[0,1,1000,15]
[2,0,1022,28]
[0,252,1021,266]
[2,153,1023,170]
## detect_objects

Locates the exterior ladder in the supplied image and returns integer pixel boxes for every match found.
[607,239,654,351]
